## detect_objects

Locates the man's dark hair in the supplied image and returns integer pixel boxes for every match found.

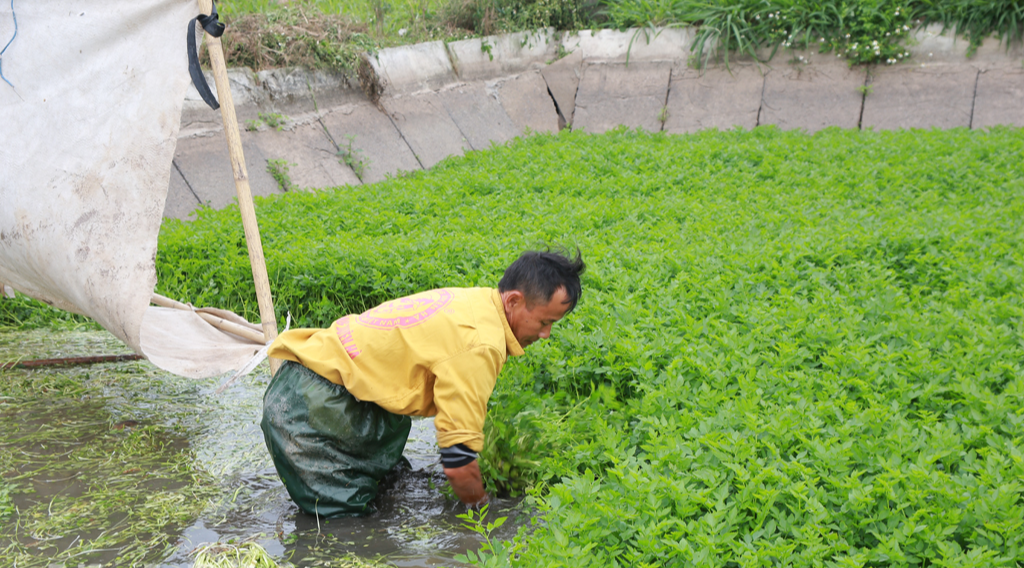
[498,248,585,312]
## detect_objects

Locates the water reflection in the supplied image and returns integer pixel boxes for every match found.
[0,329,530,567]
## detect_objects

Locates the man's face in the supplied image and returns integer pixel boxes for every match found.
[503,287,572,348]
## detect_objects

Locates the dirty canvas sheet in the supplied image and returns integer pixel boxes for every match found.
[0,1,266,377]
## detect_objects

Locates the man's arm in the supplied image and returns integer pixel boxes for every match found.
[443,459,488,506]
[432,347,503,506]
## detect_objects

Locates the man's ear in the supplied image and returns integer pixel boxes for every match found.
[502,289,525,311]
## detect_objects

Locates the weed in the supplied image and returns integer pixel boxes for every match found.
[481,38,494,61]
[245,113,288,132]
[260,112,287,130]
[337,134,369,181]
[266,158,297,192]
[657,105,669,125]
[857,83,874,95]
[550,42,572,62]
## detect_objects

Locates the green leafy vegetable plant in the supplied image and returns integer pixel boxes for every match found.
[155,126,1024,565]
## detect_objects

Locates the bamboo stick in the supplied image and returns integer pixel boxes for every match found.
[151,293,267,344]
[1,354,144,370]
[196,0,281,375]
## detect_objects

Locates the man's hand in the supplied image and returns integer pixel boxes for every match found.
[443,460,489,507]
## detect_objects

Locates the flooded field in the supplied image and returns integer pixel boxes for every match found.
[0,329,529,567]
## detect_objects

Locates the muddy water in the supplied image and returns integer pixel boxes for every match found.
[0,329,531,567]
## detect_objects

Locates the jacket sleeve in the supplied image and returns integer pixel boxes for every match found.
[431,345,504,453]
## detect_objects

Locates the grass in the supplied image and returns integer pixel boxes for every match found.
[0,339,219,566]
[152,126,1024,565]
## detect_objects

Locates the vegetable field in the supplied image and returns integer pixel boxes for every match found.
[157,126,1024,566]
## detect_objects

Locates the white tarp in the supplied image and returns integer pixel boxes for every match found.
[0,1,266,377]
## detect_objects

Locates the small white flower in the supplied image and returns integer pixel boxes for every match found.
[755,14,760,19]
[929,52,933,57]
[768,13,773,18]
[845,34,851,38]
[398,28,408,36]
[820,37,825,42]
[886,32,890,37]
[903,25,909,31]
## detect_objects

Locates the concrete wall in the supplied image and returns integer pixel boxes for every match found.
[168,26,1024,220]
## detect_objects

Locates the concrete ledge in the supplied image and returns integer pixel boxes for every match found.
[172,134,282,211]
[365,41,459,97]
[973,66,1024,128]
[438,83,520,150]
[573,61,672,133]
[182,68,264,132]
[319,102,422,184]
[761,52,867,132]
[565,28,693,63]
[251,121,361,190]
[385,92,470,168]
[448,29,560,81]
[540,50,584,126]
[493,71,561,134]
[256,67,363,114]
[665,60,764,133]
[862,62,978,130]
[168,25,1024,221]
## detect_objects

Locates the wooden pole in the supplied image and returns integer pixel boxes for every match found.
[196,0,281,375]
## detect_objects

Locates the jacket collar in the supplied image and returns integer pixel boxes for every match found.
[491,289,525,357]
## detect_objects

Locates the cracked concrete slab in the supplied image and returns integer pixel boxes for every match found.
[384,92,471,169]
[564,28,692,63]
[760,53,867,131]
[572,61,672,133]
[164,164,201,220]
[448,29,560,82]
[862,62,978,130]
[256,68,364,115]
[320,101,422,184]
[494,71,561,134]
[181,68,264,134]
[439,83,520,150]
[250,120,362,190]
[540,50,583,127]
[972,65,1024,128]
[665,61,764,133]
[367,41,459,97]
[173,134,282,211]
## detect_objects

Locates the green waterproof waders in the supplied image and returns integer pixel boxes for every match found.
[261,361,412,517]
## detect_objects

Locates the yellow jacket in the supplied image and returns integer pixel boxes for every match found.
[267,287,524,452]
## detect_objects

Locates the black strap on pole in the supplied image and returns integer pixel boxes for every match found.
[187,1,226,110]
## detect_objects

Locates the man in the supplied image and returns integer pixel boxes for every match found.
[261,249,585,517]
